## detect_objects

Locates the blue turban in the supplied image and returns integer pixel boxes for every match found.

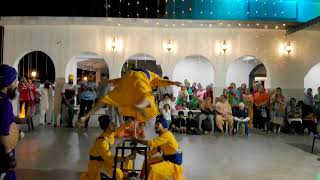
[0,65,17,89]
[156,116,168,129]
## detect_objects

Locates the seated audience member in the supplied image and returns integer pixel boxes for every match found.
[161,104,172,127]
[215,95,234,134]
[171,111,182,132]
[172,111,186,133]
[180,117,187,134]
[227,83,240,108]
[286,98,303,134]
[186,111,199,135]
[190,95,200,110]
[233,102,250,135]
[175,87,188,110]
[314,87,320,122]
[196,83,206,102]
[198,97,215,134]
[302,89,317,134]
[203,85,214,103]
[159,93,175,111]
[191,82,197,93]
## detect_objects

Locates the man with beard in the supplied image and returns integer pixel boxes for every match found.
[133,117,185,180]
[0,64,19,180]
[80,115,135,180]
[61,75,77,128]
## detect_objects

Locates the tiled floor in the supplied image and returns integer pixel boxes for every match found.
[14,123,320,180]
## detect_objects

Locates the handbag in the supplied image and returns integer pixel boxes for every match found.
[260,107,267,118]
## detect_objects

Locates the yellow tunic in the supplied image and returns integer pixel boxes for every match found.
[145,130,185,180]
[80,131,131,180]
[99,70,175,122]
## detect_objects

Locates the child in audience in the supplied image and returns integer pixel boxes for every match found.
[161,104,172,128]
[180,114,187,134]
[172,111,184,132]
[186,111,199,135]
[233,102,250,135]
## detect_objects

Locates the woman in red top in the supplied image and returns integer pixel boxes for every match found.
[18,77,36,115]
[253,86,269,130]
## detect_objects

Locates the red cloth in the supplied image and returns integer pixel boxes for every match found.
[253,92,269,106]
[203,90,214,102]
[18,82,36,102]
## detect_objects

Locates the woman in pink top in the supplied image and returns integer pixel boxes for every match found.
[196,83,206,101]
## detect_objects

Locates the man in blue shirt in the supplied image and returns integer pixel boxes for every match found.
[0,64,18,180]
[79,74,96,128]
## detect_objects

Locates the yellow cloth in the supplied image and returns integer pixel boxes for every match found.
[215,102,232,115]
[81,131,132,180]
[99,70,175,122]
[144,130,185,180]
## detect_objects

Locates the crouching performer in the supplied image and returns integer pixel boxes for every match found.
[133,117,186,180]
[81,115,135,180]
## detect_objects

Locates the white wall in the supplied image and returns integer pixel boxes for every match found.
[226,60,256,87]
[2,17,320,103]
[172,56,214,97]
[304,63,320,93]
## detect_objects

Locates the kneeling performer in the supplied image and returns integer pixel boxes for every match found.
[133,117,186,180]
[81,115,135,180]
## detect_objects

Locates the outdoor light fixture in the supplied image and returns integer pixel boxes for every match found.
[221,40,228,54]
[111,37,117,51]
[167,40,173,52]
[31,70,37,78]
[284,41,293,55]
[83,76,88,81]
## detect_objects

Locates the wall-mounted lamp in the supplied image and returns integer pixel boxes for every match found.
[284,41,293,55]
[31,70,37,78]
[111,37,117,51]
[167,40,173,52]
[221,40,228,54]
[83,76,88,81]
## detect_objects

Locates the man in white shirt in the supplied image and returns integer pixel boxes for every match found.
[159,93,175,113]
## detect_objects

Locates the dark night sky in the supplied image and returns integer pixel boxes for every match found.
[0,0,166,18]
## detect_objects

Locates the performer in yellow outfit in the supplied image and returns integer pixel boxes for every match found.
[81,115,135,180]
[133,116,186,180]
[77,69,181,126]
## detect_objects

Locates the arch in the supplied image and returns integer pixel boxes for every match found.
[172,54,215,97]
[226,55,270,88]
[121,53,162,77]
[65,51,109,84]
[304,62,320,93]
[15,51,55,83]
